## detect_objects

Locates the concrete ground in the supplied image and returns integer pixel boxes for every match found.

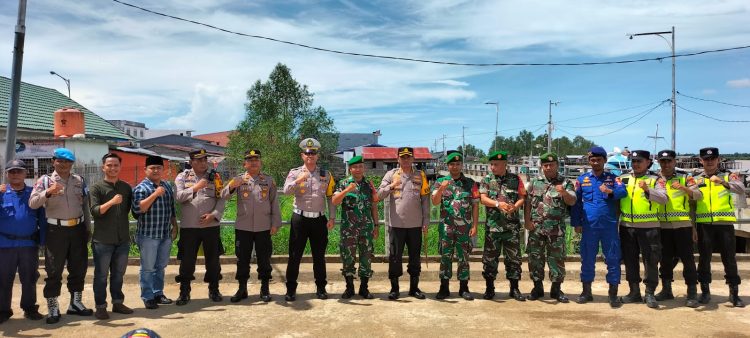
[1,260,749,337]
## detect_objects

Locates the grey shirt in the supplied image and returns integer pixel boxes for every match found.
[377,168,430,228]
[221,172,282,232]
[175,169,226,228]
[283,165,336,221]
[29,171,92,229]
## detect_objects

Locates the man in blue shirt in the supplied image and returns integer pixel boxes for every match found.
[0,159,45,323]
[571,146,626,308]
[132,155,178,310]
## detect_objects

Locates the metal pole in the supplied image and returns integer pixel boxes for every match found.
[4,0,27,171]
[671,26,676,151]
[462,126,465,156]
[494,103,498,153]
[547,101,559,153]
[49,71,71,98]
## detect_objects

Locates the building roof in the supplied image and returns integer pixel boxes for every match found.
[337,132,380,151]
[193,131,234,147]
[361,147,433,161]
[139,134,225,153]
[0,76,131,140]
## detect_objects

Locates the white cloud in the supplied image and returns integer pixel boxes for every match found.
[430,80,469,86]
[727,78,750,88]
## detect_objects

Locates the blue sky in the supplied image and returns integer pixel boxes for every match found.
[1,0,749,154]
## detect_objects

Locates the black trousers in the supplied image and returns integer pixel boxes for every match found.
[659,227,697,285]
[388,227,422,279]
[697,224,740,285]
[176,226,222,285]
[44,223,88,298]
[620,226,661,290]
[0,247,39,316]
[286,213,328,291]
[235,229,272,282]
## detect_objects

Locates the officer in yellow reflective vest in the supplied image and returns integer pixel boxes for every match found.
[694,147,745,308]
[618,150,667,309]
[655,150,701,308]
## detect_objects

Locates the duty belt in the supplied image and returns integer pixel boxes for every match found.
[47,216,84,226]
[293,208,323,218]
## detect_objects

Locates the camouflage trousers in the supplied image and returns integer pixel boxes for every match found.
[339,223,374,278]
[482,227,522,281]
[527,232,566,283]
[438,223,472,281]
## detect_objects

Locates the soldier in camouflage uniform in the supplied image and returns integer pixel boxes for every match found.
[523,152,577,303]
[332,156,379,299]
[479,150,527,301]
[431,152,479,300]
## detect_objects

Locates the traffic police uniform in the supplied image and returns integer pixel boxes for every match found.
[694,147,745,307]
[617,150,668,308]
[29,148,93,323]
[283,138,336,300]
[221,150,281,303]
[377,147,430,300]
[0,159,45,323]
[570,146,626,307]
[174,148,227,304]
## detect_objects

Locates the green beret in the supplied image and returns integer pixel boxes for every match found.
[347,155,363,166]
[488,150,508,161]
[444,152,463,163]
[540,152,558,163]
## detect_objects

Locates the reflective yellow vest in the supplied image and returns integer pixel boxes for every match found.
[695,173,736,223]
[657,174,691,222]
[620,174,660,223]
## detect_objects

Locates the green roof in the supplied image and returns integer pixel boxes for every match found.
[0,75,131,140]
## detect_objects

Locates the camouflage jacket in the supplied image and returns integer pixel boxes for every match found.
[479,172,524,231]
[432,174,479,228]
[527,174,576,236]
[336,176,376,228]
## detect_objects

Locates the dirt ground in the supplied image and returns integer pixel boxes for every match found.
[1,260,749,338]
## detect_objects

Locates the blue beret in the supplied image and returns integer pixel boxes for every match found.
[53,148,75,161]
[587,146,607,158]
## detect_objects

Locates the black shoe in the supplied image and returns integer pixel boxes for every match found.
[619,282,643,304]
[644,290,659,309]
[46,314,61,324]
[655,280,674,301]
[436,279,450,300]
[316,286,329,300]
[459,280,474,301]
[260,280,272,303]
[284,291,296,302]
[729,284,745,308]
[46,297,61,324]
[358,278,374,299]
[699,282,711,304]
[342,276,355,299]
[154,295,173,305]
[23,306,44,321]
[408,276,425,300]
[550,282,569,303]
[175,293,190,306]
[144,299,159,310]
[209,289,223,302]
[231,288,248,303]
[576,282,593,304]
[685,284,699,308]
[509,279,526,302]
[388,278,399,300]
[527,281,544,301]
[483,279,495,300]
[608,284,622,309]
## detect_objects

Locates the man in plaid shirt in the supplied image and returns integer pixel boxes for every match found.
[132,155,178,310]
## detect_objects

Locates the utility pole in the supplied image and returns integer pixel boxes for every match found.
[647,124,665,156]
[547,100,560,153]
[4,0,28,171]
[462,126,466,156]
[442,134,446,155]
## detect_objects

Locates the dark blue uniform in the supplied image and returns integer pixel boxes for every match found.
[570,172,625,284]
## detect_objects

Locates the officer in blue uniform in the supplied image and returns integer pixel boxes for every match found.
[571,146,626,308]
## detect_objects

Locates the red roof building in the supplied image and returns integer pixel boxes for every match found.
[361,147,432,160]
[193,131,234,147]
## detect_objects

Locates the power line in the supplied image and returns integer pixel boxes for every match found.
[112,0,750,67]
[677,104,750,122]
[557,101,668,138]
[387,123,547,145]
[676,91,750,108]
[557,100,670,129]
[555,100,667,123]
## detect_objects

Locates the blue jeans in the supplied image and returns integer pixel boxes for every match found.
[92,241,130,308]
[136,235,171,301]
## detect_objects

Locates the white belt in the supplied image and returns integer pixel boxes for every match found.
[293,208,323,218]
[48,216,84,227]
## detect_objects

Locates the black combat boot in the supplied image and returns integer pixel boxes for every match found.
[729,284,745,308]
[655,279,674,301]
[176,283,191,306]
[509,279,526,301]
[608,284,622,308]
[46,297,61,324]
[550,282,569,303]
[315,285,329,300]
[435,279,450,300]
[408,276,426,299]
[644,287,658,309]
[342,276,355,299]
[685,284,699,308]
[230,280,248,303]
[619,282,642,304]
[527,281,544,301]
[698,282,711,304]
[208,283,223,302]
[23,305,44,321]
[576,282,593,304]
[260,279,272,302]
[358,278,374,299]
[67,291,93,316]
[483,278,495,300]
[459,280,473,301]
[388,278,399,300]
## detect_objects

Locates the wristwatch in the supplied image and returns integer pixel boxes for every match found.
[495,201,500,208]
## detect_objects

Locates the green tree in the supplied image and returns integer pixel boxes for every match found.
[227,63,339,183]
[457,144,486,158]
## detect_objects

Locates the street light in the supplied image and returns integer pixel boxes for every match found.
[484,101,499,153]
[49,70,70,98]
[548,100,560,153]
[627,26,676,151]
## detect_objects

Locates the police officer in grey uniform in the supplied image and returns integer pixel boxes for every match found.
[283,138,336,301]
[174,149,227,305]
[222,149,281,303]
[29,148,93,324]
